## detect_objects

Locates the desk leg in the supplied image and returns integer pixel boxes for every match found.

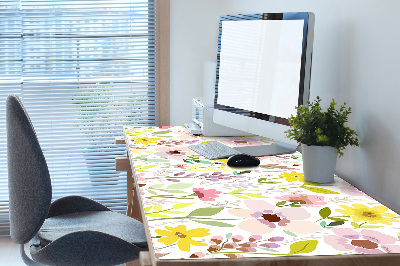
[126,169,133,217]
[127,169,143,223]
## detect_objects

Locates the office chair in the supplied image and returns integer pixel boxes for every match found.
[6,94,148,265]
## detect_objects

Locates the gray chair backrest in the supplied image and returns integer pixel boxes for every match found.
[7,94,52,244]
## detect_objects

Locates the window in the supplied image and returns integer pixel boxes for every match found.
[0,0,169,236]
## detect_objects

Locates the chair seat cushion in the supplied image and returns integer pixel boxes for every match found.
[37,211,147,248]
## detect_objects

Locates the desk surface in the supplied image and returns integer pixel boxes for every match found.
[124,126,400,264]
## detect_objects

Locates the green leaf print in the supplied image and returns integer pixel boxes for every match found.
[242,193,268,198]
[327,221,345,226]
[166,183,194,189]
[302,186,340,194]
[231,194,250,199]
[161,210,185,214]
[288,240,318,255]
[164,190,186,194]
[173,202,194,209]
[192,220,235,227]
[258,178,281,184]
[187,207,224,217]
[152,131,171,135]
[149,184,164,189]
[319,207,331,219]
[283,230,298,237]
[229,189,246,194]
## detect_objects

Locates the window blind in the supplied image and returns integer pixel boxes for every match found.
[0,0,159,236]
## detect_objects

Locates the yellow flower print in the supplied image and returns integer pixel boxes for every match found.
[130,148,153,155]
[155,225,210,252]
[131,136,161,145]
[336,204,399,225]
[215,158,228,164]
[126,129,153,136]
[279,171,304,182]
[189,164,228,172]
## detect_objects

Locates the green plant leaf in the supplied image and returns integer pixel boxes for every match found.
[187,207,224,217]
[226,233,232,239]
[288,240,318,255]
[285,97,359,157]
[173,202,194,209]
[166,183,193,189]
[319,207,331,219]
[302,186,340,194]
[192,219,235,227]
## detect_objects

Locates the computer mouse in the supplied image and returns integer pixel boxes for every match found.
[227,154,260,167]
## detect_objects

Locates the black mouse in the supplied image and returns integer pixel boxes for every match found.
[227,154,260,167]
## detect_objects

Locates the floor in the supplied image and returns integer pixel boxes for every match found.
[0,237,25,266]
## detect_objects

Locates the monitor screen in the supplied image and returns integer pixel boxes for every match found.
[213,13,315,156]
[217,20,304,118]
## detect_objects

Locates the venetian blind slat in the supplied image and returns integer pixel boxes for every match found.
[0,0,158,236]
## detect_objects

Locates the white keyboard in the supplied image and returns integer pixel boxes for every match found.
[189,142,243,159]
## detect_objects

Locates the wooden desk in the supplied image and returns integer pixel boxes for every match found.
[118,126,400,266]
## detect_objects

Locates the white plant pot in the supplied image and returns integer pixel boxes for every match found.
[301,144,338,183]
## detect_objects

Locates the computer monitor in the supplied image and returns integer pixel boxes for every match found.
[213,12,315,156]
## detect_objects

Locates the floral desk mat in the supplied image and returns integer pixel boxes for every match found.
[124,126,400,260]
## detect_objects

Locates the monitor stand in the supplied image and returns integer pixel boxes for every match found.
[233,141,298,157]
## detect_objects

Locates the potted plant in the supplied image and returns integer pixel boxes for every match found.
[285,96,359,183]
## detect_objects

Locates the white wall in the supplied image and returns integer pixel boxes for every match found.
[170,0,400,213]
[170,0,228,125]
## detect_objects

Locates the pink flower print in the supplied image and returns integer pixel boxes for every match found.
[219,137,266,147]
[154,146,188,160]
[228,200,321,235]
[135,172,146,182]
[259,236,284,249]
[236,242,257,252]
[173,163,189,169]
[248,235,262,242]
[193,188,222,201]
[175,131,198,140]
[200,172,237,182]
[340,186,375,200]
[324,228,400,254]
[275,194,327,207]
